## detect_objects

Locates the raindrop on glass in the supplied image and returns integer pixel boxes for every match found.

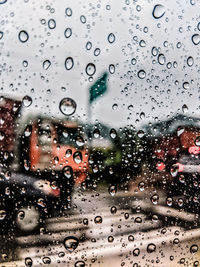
[133,248,140,256]
[22,95,32,107]
[195,136,200,146]
[65,8,72,16]
[73,151,82,164]
[48,19,56,29]
[85,63,96,76]
[110,128,117,139]
[108,33,115,43]
[65,57,74,70]
[63,166,73,178]
[18,30,29,43]
[131,58,137,65]
[80,15,86,24]
[158,54,166,65]
[94,216,102,224]
[0,31,3,40]
[187,56,194,67]
[109,185,117,196]
[152,46,158,56]
[25,257,33,266]
[86,41,92,50]
[182,104,188,113]
[59,98,76,116]
[109,64,115,74]
[192,34,200,45]
[137,70,146,79]
[75,261,85,267]
[43,60,51,70]
[64,28,72,38]
[151,194,159,205]
[63,236,79,252]
[0,0,7,4]
[152,4,165,19]
[147,243,156,253]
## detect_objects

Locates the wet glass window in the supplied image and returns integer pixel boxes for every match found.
[1,0,200,267]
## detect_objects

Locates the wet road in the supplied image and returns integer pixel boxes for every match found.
[1,188,200,267]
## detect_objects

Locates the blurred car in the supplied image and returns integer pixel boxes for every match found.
[0,170,62,236]
[168,148,200,213]
[20,117,89,202]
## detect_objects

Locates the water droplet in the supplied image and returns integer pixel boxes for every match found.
[192,34,200,45]
[109,64,115,74]
[133,248,140,256]
[22,95,32,107]
[152,4,165,19]
[187,56,194,67]
[73,151,82,164]
[137,130,144,138]
[170,164,179,177]
[23,60,28,67]
[65,57,74,70]
[80,15,86,24]
[131,58,137,65]
[93,128,100,138]
[151,194,159,205]
[25,257,33,266]
[0,210,6,220]
[195,136,200,146]
[43,60,51,70]
[166,197,173,206]
[63,166,73,178]
[112,103,118,110]
[58,252,65,258]
[94,48,101,56]
[64,236,79,252]
[42,257,51,264]
[177,127,184,136]
[18,30,29,43]
[109,185,117,196]
[0,31,3,40]
[110,206,117,214]
[182,104,188,113]
[65,8,73,16]
[17,210,25,220]
[94,216,102,224]
[85,63,96,76]
[76,136,84,147]
[75,261,85,267]
[183,82,189,90]
[108,236,114,242]
[59,98,76,116]
[152,46,158,56]
[83,218,88,225]
[86,41,92,50]
[64,28,72,38]
[158,54,166,65]
[139,40,146,47]
[147,243,156,253]
[110,128,117,139]
[48,19,56,29]
[140,112,145,120]
[137,69,146,79]
[108,33,115,43]
[128,235,134,241]
[135,217,142,223]
[0,0,7,4]
[138,181,145,191]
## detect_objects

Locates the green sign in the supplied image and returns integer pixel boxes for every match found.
[89,72,108,103]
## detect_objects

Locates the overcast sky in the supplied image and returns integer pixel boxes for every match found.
[0,0,200,128]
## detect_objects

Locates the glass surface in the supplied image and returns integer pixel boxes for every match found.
[1,0,200,266]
